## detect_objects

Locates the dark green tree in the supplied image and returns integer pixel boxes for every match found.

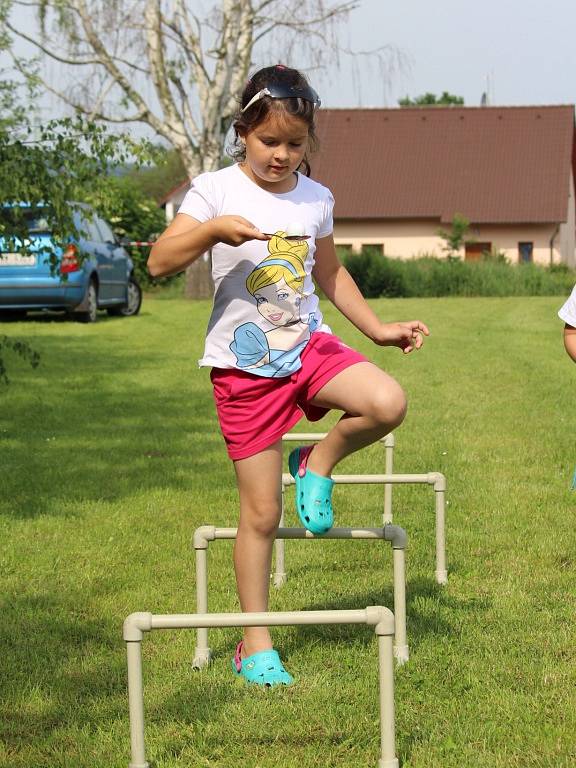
[399,91,464,107]
[126,148,188,204]
[85,175,168,289]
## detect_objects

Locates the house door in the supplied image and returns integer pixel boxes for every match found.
[518,242,534,263]
[465,242,492,261]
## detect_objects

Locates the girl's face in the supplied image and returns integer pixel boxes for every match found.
[254,278,302,326]
[240,111,309,193]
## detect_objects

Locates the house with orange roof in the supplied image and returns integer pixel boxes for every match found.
[311,105,576,266]
[162,104,576,267]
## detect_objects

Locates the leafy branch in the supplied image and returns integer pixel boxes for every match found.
[0,335,40,384]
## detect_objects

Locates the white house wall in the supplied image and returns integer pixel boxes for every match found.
[165,189,189,222]
[334,219,572,266]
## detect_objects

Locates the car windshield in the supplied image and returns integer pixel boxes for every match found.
[1,206,54,234]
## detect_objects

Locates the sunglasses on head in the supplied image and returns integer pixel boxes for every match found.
[240,83,321,114]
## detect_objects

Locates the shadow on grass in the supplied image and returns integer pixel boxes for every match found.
[0,331,229,518]
[286,576,491,653]
[0,590,238,767]
[0,591,126,743]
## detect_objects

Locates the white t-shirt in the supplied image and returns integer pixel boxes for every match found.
[558,284,576,326]
[178,164,334,377]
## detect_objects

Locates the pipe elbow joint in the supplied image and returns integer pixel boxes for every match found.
[193,525,216,550]
[383,524,407,549]
[366,605,395,636]
[123,611,153,641]
[428,472,446,491]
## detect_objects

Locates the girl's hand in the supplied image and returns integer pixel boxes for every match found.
[371,321,430,354]
[211,215,270,247]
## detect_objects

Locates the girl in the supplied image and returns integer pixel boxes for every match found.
[148,64,429,687]
[558,284,576,362]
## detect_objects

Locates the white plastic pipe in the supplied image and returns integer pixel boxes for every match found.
[282,431,394,523]
[281,470,447,585]
[279,434,395,585]
[280,433,447,584]
[192,525,408,668]
[123,606,398,768]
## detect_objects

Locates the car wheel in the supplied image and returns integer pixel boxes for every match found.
[107,276,142,317]
[76,279,98,323]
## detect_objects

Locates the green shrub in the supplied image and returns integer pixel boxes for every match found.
[86,176,169,289]
[344,246,406,297]
[342,248,575,297]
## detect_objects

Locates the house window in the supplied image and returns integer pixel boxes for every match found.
[362,243,385,257]
[518,242,533,263]
[465,242,492,261]
[336,244,354,259]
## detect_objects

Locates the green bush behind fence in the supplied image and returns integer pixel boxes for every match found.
[340,246,575,297]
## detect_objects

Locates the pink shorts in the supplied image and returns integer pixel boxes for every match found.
[211,331,369,460]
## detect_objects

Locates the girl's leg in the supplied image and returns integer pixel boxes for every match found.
[233,441,283,657]
[307,362,407,477]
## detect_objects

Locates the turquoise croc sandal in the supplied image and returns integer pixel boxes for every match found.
[288,445,334,535]
[232,641,293,687]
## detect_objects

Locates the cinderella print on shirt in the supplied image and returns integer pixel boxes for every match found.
[230,231,318,377]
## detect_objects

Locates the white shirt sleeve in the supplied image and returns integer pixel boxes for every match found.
[317,190,335,238]
[558,284,576,326]
[177,173,216,223]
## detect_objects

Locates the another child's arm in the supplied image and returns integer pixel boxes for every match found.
[148,214,269,278]
[313,236,429,353]
[564,324,576,362]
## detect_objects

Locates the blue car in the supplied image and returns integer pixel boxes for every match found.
[0,204,142,322]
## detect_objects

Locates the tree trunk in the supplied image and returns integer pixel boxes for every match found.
[184,254,213,300]
[182,151,222,300]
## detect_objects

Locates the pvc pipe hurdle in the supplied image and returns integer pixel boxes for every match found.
[279,433,447,585]
[192,524,408,669]
[124,606,398,768]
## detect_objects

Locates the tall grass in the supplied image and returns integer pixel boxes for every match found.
[342,247,575,298]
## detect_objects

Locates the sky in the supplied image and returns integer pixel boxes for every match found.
[3,0,576,126]
[320,0,576,108]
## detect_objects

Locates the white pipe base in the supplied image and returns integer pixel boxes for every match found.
[435,569,448,585]
[191,648,212,670]
[393,644,409,665]
[273,572,287,588]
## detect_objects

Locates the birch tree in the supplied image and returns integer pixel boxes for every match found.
[2,0,401,295]
[2,0,388,176]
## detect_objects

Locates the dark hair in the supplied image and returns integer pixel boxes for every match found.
[229,64,319,176]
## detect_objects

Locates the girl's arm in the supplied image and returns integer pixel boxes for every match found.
[564,324,576,362]
[148,214,269,278]
[312,235,429,353]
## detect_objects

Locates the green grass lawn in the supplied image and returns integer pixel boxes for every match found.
[1,295,575,768]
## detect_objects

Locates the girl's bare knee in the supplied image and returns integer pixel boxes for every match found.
[239,499,281,538]
[371,386,407,430]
